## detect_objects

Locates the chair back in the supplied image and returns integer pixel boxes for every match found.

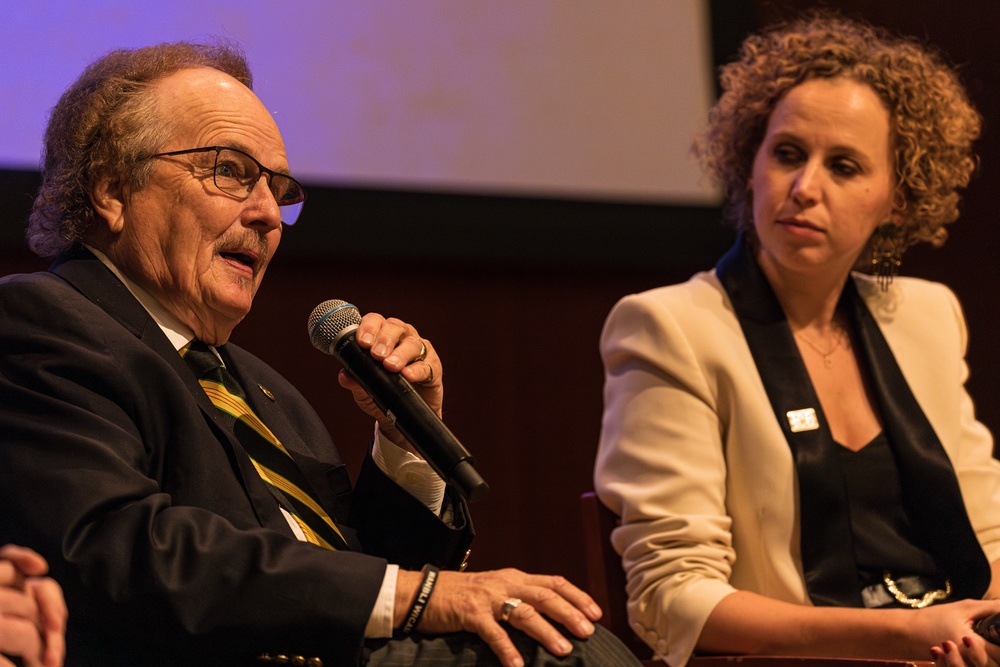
[579,490,654,660]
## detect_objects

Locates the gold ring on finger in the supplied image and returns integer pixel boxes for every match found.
[415,339,428,362]
[415,360,435,385]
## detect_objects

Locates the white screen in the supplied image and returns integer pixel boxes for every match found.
[1,0,718,204]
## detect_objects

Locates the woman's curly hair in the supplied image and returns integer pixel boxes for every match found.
[692,12,981,252]
[27,42,252,258]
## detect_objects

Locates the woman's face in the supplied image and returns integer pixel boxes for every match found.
[749,77,898,286]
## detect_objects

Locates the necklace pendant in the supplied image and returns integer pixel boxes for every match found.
[823,355,834,369]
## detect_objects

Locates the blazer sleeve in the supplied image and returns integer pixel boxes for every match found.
[594,281,741,666]
[350,453,473,570]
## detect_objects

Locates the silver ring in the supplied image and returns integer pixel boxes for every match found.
[415,339,428,362]
[500,597,521,623]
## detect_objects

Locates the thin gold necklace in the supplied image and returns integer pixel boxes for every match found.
[794,328,847,369]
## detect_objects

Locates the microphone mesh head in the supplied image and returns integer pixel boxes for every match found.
[308,299,362,353]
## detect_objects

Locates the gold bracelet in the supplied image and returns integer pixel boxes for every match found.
[882,572,951,609]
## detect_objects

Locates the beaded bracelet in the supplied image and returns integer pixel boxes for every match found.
[401,564,440,634]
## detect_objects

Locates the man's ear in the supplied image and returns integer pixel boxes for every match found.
[89,176,127,234]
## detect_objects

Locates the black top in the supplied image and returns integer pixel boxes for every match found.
[838,432,940,586]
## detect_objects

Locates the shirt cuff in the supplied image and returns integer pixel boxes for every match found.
[364,564,399,638]
[371,423,446,515]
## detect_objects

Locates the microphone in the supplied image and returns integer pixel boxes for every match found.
[975,612,1000,644]
[307,299,489,502]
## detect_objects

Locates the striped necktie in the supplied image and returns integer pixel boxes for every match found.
[182,340,348,550]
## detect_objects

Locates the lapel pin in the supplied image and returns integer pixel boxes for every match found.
[786,408,819,433]
[258,384,276,401]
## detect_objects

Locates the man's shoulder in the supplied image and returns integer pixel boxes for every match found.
[0,267,92,318]
[0,266,63,291]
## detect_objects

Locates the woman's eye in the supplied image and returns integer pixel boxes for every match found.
[774,145,801,164]
[831,159,859,177]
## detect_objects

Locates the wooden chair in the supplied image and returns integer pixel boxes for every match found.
[579,490,655,661]
[578,491,933,667]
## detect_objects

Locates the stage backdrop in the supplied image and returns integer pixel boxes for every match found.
[0,0,717,205]
[1,0,998,601]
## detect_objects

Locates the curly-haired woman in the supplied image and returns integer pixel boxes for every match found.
[595,12,1000,667]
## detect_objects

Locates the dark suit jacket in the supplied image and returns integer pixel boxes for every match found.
[0,246,474,666]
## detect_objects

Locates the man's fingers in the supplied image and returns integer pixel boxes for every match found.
[546,575,603,621]
[0,587,37,620]
[504,575,598,639]
[0,615,44,667]
[0,562,22,590]
[29,578,67,667]
[476,618,525,667]
[0,546,48,578]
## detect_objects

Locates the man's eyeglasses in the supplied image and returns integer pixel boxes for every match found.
[147,146,307,225]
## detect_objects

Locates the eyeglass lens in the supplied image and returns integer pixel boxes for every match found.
[213,148,305,225]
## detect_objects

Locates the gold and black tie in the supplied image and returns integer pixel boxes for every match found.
[182,340,348,550]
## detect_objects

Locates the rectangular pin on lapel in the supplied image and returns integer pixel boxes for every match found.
[786,408,819,433]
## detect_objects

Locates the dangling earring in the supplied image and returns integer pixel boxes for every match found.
[870,222,903,292]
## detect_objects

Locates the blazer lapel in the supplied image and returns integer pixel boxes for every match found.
[717,236,861,605]
[845,282,990,599]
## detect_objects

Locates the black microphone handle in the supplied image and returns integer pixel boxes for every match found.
[334,329,489,502]
[975,612,1000,645]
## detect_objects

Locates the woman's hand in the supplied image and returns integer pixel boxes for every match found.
[926,603,1000,667]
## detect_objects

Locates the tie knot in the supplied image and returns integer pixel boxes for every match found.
[182,340,224,378]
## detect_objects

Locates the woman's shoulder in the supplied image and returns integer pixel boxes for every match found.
[852,272,961,320]
[611,269,725,313]
[602,269,736,352]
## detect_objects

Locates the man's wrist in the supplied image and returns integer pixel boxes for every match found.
[400,564,440,634]
[363,564,399,638]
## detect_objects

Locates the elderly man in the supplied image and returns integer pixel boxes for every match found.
[0,43,636,666]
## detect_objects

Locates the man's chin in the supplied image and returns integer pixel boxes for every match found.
[200,292,254,332]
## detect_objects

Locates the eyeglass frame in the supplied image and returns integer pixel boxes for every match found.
[145,145,307,225]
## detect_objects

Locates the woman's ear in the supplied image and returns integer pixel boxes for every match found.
[89,177,126,234]
[890,189,908,227]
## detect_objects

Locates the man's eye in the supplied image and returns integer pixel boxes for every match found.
[216,162,240,179]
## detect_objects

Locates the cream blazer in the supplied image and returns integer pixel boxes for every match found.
[594,269,1000,666]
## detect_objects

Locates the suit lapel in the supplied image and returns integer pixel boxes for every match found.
[48,246,295,538]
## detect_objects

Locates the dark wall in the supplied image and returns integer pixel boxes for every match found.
[1,0,997,591]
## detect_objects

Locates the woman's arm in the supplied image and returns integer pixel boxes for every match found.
[702,589,1000,660]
